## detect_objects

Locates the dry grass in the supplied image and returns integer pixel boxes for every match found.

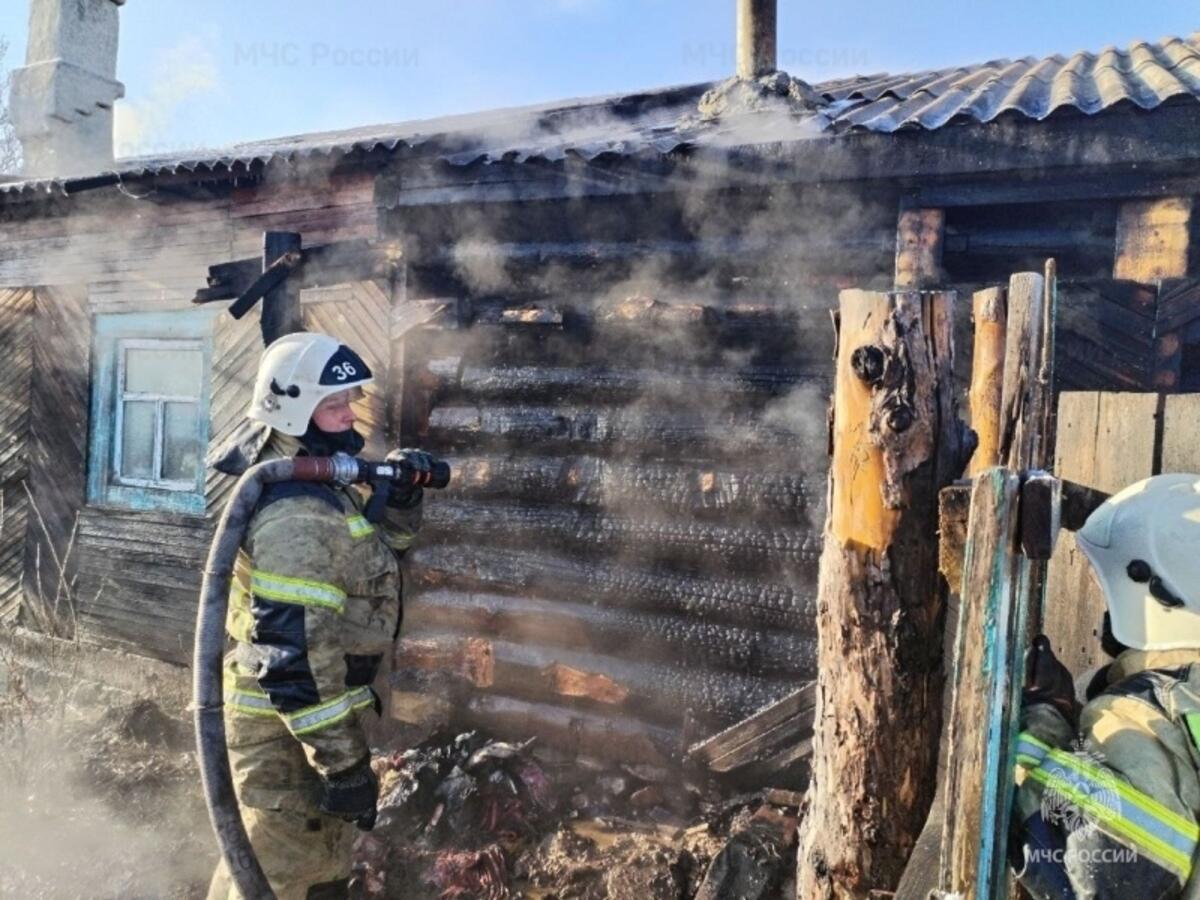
[0,487,93,774]
[0,491,210,898]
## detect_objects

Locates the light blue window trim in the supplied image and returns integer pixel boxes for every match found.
[88,309,218,516]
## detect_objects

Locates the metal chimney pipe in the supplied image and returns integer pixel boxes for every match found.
[736,0,777,79]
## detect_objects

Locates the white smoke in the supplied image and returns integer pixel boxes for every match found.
[114,34,221,160]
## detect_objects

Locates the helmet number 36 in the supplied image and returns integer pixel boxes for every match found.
[331,362,357,381]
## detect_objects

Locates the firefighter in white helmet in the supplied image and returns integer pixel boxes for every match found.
[1011,473,1200,899]
[207,332,433,900]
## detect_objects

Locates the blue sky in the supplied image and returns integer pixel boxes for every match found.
[1,1,1196,158]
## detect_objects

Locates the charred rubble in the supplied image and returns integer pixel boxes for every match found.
[350,726,804,899]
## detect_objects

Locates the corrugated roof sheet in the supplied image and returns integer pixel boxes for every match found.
[4,33,1200,197]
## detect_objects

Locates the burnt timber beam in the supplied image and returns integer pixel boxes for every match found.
[261,231,303,344]
[903,163,1200,210]
[688,684,814,774]
[228,246,301,320]
[192,238,404,307]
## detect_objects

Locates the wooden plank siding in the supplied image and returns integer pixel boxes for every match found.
[1161,394,1200,473]
[301,280,394,458]
[0,289,35,620]
[21,286,90,636]
[206,307,262,517]
[1054,279,1158,391]
[0,174,383,659]
[230,170,379,256]
[73,506,211,661]
[1042,392,1159,676]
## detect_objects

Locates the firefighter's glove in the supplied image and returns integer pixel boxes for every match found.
[384,448,433,508]
[1023,634,1080,728]
[319,757,379,831]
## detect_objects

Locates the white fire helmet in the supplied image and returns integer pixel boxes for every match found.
[1075,472,1200,651]
[247,332,373,436]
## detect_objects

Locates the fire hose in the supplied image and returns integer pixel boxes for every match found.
[193,453,450,900]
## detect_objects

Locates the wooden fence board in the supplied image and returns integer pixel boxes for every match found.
[1042,392,1158,675]
[1161,394,1200,473]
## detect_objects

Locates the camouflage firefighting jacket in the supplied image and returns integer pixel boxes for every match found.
[1013,648,1200,900]
[222,433,422,777]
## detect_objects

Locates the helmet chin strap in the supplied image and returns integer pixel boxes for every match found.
[297,420,365,458]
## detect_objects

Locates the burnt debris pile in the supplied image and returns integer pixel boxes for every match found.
[351,728,803,899]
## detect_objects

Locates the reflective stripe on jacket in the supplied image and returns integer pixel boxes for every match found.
[223,435,422,776]
[1013,648,1200,900]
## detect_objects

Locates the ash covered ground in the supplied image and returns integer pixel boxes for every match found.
[0,687,212,899]
[0,663,797,899]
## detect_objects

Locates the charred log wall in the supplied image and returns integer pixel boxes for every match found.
[388,186,897,763]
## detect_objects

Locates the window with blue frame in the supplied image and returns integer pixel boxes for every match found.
[89,310,216,515]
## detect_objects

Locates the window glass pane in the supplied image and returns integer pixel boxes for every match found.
[124,347,202,397]
[120,401,155,479]
[162,402,201,483]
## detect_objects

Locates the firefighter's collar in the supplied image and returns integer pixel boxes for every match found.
[1108,647,1200,684]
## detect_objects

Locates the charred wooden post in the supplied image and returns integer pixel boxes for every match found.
[1000,269,1054,630]
[896,284,1007,899]
[998,273,1048,470]
[736,0,777,79]
[797,289,966,899]
[967,286,1007,475]
[261,231,303,345]
[935,269,1055,900]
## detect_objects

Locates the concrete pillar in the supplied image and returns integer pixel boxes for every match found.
[9,0,126,178]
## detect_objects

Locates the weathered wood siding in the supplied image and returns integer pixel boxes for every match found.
[0,289,34,621]
[1042,392,1159,675]
[1055,280,1158,391]
[74,508,211,660]
[302,280,394,458]
[230,171,379,255]
[22,286,89,635]
[0,173,380,660]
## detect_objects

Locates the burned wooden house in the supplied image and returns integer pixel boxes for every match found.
[3,0,1200,772]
